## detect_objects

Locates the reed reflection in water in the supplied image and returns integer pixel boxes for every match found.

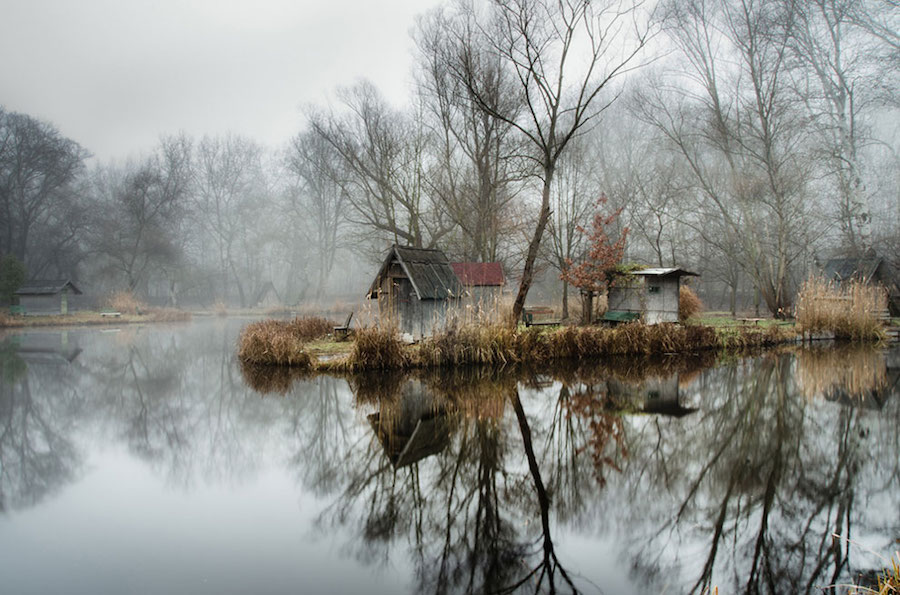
[0,321,895,595]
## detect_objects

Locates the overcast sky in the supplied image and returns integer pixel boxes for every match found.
[0,0,442,162]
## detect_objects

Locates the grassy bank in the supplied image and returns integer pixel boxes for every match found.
[237,316,805,372]
[0,308,191,328]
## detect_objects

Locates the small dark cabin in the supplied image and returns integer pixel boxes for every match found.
[15,280,82,315]
[607,268,699,324]
[823,250,899,315]
[367,245,465,339]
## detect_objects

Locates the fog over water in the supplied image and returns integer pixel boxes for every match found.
[0,320,897,594]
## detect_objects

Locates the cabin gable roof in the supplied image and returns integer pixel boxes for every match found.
[15,279,82,296]
[367,245,464,300]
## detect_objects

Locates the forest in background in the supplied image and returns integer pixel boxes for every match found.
[1,0,897,316]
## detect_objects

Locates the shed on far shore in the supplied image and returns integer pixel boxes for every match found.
[367,245,465,339]
[15,280,83,315]
[451,262,505,314]
[606,268,698,324]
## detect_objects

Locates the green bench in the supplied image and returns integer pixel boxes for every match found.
[602,311,641,324]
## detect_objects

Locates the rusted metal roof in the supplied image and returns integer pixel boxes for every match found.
[15,279,82,296]
[367,245,464,300]
[450,262,505,287]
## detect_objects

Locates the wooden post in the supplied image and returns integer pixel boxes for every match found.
[581,290,594,325]
[61,290,68,315]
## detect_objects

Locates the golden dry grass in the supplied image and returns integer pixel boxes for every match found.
[104,290,146,315]
[237,319,314,367]
[795,276,887,341]
[679,285,704,321]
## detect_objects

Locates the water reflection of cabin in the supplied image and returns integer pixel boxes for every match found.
[607,375,698,417]
[367,379,453,468]
[367,245,465,339]
[607,268,699,324]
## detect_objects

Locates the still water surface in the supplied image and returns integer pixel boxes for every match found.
[0,319,897,594]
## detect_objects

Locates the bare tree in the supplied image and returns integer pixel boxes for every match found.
[306,81,451,252]
[414,6,525,263]
[789,0,880,255]
[89,135,192,292]
[192,133,265,306]
[285,129,348,299]
[638,0,818,315]
[0,108,88,276]
[452,0,655,321]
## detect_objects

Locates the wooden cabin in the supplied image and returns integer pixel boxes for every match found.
[367,245,465,339]
[606,268,699,324]
[451,261,505,317]
[450,262,505,299]
[823,250,899,315]
[15,280,82,315]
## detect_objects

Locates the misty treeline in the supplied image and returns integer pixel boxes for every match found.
[1,0,898,315]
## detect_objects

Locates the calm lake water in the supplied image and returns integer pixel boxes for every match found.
[0,319,897,594]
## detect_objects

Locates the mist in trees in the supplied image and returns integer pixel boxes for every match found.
[1,0,897,313]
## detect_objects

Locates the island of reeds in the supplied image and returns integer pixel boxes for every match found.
[237,278,892,373]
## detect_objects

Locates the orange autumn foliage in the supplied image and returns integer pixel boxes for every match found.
[562,195,628,293]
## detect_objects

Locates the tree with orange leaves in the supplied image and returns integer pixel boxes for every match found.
[562,195,628,323]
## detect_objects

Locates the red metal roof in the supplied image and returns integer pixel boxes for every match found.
[450,262,505,287]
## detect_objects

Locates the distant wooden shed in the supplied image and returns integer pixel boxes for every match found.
[823,250,898,315]
[606,268,699,324]
[451,262,505,315]
[367,245,465,339]
[15,280,82,315]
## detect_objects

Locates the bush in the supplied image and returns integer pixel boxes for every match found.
[237,320,313,367]
[679,285,704,321]
[795,276,886,341]
[346,326,408,370]
[105,291,147,315]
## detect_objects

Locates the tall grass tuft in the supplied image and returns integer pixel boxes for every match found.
[105,291,146,315]
[345,326,409,370]
[419,323,527,367]
[795,276,887,341]
[679,285,704,321]
[237,319,313,367]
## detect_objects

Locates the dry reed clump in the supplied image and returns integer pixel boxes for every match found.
[419,323,523,366]
[679,286,704,321]
[237,320,312,367]
[345,326,409,370]
[284,316,334,342]
[105,291,147,315]
[717,325,795,351]
[795,276,887,341]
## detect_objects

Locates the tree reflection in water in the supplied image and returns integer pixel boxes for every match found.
[0,322,897,594]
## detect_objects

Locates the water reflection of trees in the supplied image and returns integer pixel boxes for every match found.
[0,324,897,594]
[0,336,81,512]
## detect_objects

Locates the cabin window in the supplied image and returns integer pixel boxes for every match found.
[648,285,660,294]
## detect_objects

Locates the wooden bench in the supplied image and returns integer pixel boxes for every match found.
[601,311,641,324]
[333,311,353,339]
[739,317,765,326]
[523,307,560,327]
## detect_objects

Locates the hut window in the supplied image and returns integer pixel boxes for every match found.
[648,285,660,294]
